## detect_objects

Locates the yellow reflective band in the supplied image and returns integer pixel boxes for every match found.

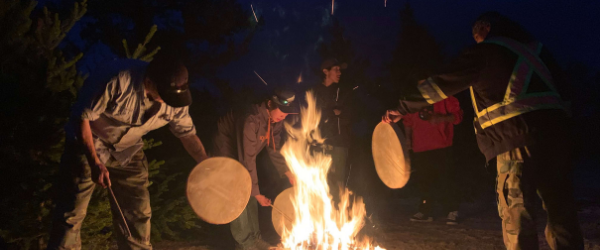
[504,57,525,102]
[469,87,479,114]
[475,91,561,120]
[479,103,568,129]
[429,78,448,100]
[418,78,447,104]
[418,87,436,104]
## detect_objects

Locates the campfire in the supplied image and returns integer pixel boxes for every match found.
[278,91,385,250]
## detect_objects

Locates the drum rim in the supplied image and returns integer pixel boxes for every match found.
[372,121,411,189]
[271,187,296,236]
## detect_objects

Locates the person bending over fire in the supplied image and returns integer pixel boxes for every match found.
[212,89,298,250]
[48,54,208,250]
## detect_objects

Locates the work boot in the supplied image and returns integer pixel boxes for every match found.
[410,212,433,222]
[446,211,459,225]
[235,245,257,250]
[254,238,275,250]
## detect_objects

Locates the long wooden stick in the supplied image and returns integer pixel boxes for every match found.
[109,186,132,238]
[270,204,294,222]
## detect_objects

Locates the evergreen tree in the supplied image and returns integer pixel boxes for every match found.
[388,3,444,94]
[83,0,260,106]
[0,1,87,249]
[317,18,371,90]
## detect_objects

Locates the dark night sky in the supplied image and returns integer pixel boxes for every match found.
[55,0,600,94]
[217,0,600,93]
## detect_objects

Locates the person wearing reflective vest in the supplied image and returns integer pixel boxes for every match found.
[383,12,583,250]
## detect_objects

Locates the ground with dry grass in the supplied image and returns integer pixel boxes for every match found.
[151,198,600,250]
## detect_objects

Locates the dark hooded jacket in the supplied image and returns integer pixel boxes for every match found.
[396,12,571,161]
[212,103,289,196]
[312,83,352,147]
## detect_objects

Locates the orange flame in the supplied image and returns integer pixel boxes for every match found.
[279,91,384,249]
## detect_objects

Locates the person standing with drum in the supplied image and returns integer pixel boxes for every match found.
[48,55,209,250]
[212,89,298,250]
[394,97,463,224]
[383,11,583,250]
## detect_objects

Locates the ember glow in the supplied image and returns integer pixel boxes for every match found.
[253,71,268,85]
[331,0,335,15]
[279,91,384,250]
[251,4,258,22]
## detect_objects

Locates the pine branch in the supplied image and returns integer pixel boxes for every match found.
[139,46,161,62]
[53,0,87,50]
[131,25,158,60]
[122,39,132,58]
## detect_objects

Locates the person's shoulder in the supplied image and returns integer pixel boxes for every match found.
[93,59,148,76]
[241,103,261,123]
[88,59,147,87]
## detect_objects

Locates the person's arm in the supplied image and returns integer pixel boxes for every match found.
[242,118,272,206]
[430,97,464,124]
[447,96,464,125]
[266,122,295,186]
[180,135,208,163]
[79,119,111,188]
[169,107,207,162]
[73,76,118,188]
[393,46,484,116]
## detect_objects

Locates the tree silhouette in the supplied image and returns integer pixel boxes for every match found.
[83,0,260,103]
[388,3,444,94]
[0,1,87,248]
[317,17,371,90]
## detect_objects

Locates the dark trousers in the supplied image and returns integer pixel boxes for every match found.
[412,147,459,215]
[327,146,349,205]
[496,143,583,250]
[229,196,260,249]
[47,143,152,250]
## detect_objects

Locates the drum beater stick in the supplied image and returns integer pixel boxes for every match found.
[108,186,132,238]
[270,204,294,222]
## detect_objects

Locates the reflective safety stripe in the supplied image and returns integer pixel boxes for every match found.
[477,95,566,129]
[418,77,448,104]
[472,37,567,129]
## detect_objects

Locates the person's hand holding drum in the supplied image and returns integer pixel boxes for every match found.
[382,109,403,123]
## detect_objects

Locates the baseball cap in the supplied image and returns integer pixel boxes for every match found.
[271,89,299,114]
[147,56,192,107]
[320,58,348,70]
